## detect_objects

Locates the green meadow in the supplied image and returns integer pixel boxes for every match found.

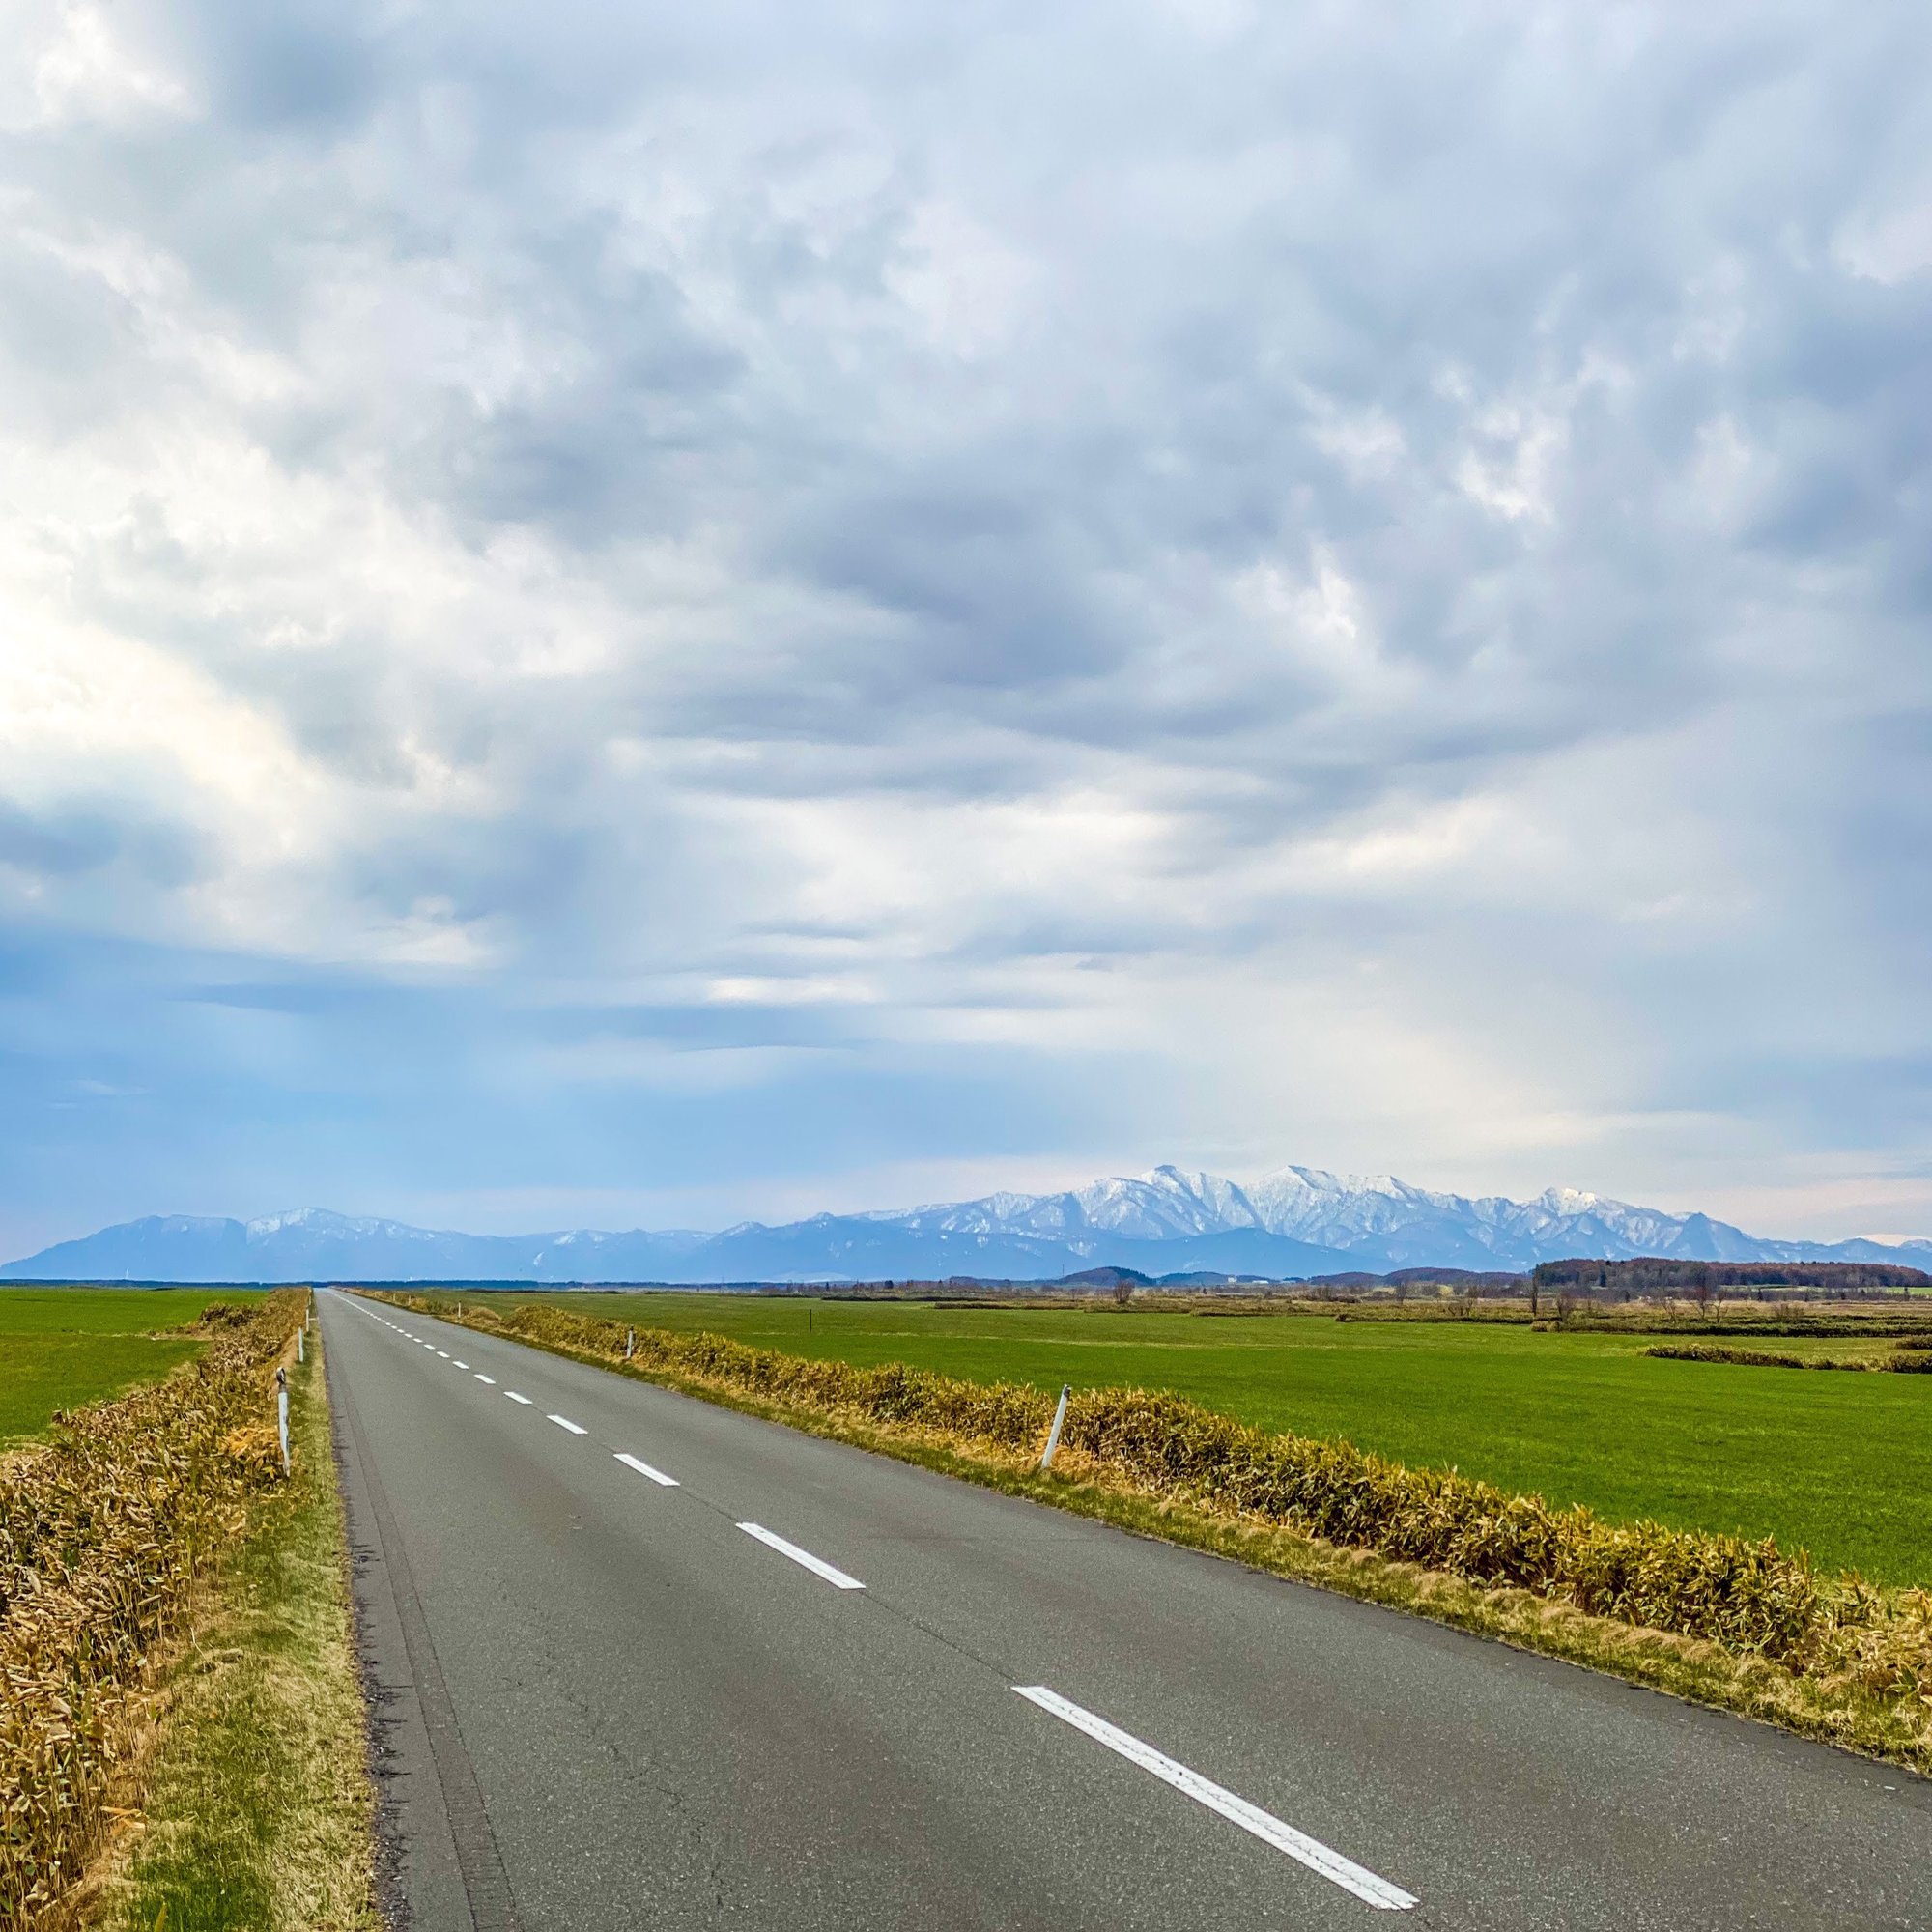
[466,1291,1932,1585]
[0,1287,268,1443]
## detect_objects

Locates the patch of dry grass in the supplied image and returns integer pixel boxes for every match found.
[0,1295,306,1925]
[79,1324,377,1932]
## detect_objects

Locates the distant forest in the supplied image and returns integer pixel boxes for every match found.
[1531,1258,1930,1293]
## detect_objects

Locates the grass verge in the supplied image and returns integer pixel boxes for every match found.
[70,1327,378,1932]
[379,1291,1932,1776]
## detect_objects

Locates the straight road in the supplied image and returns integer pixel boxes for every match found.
[320,1290,1928,1931]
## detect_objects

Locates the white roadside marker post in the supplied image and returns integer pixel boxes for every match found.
[1040,1383,1071,1470]
[626,1327,635,1360]
[298,1325,304,1363]
[276,1366,291,1477]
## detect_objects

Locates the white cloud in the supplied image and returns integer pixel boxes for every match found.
[4,0,1932,1242]
[9,0,194,131]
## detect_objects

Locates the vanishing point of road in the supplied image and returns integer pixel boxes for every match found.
[319,1289,1927,1931]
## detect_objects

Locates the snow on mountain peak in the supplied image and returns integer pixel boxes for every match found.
[246,1207,345,1236]
[243,1207,438,1242]
[1535,1186,1606,1217]
[1067,1167,1262,1237]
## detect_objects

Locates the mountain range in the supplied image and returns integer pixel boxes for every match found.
[5,1165,1928,1284]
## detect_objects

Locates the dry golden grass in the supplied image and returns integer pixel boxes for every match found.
[0,1293,307,1926]
[79,1322,377,1932]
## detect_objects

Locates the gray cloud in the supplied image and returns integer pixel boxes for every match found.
[2,0,1931,1252]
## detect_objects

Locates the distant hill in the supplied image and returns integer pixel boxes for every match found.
[7,1165,1928,1284]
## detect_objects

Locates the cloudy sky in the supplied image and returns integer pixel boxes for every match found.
[4,0,1930,1255]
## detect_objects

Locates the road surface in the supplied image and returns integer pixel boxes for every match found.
[319,1289,1928,1930]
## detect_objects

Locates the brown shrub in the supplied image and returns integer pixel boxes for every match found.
[1644,1343,1812,1369]
[0,1289,305,1925]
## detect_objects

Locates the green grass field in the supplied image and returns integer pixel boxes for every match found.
[463,1291,1932,1585]
[0,1287,268,1444]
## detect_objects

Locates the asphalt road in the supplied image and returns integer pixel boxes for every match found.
[320,1289,1929,1931]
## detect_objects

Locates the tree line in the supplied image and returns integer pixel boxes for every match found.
[1531,1257,1929,1293]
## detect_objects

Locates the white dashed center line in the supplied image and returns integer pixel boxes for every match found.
[505,1391,533,1405]
[474,1374,497,1384]
[549,1414,588,1435]
[436,1350,450,1358]
[615,1453,679,1487]
[737,1522,865,1591]
[1011,1687,1415,1912]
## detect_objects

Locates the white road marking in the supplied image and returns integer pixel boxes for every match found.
[436,1350,450,1358]
[549,1413,588,1435]
[737,1522,865,1591]
[474,1373,496,1384]
[1011,1687,1415,1912]
[615,1453,680,1487]
[505,1391,533,1405]
[453,1361,469,1370]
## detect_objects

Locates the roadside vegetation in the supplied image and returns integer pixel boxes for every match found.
[380,1290,1932,1774]
[0,1289,268,1445]
[0,1288,371,1929]
[444,1288,1932,1582]
[83,1319,378,1932]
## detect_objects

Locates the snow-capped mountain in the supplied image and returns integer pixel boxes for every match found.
[873,1169,1264,1243]
[6,1166,1928,1283]
[1234,1167,1768,1271]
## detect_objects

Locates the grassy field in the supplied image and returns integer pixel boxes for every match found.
[459,1291,1932,1585]
[0,1287,267,1443]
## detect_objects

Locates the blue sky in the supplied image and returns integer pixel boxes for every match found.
[4,0,1931,1256]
